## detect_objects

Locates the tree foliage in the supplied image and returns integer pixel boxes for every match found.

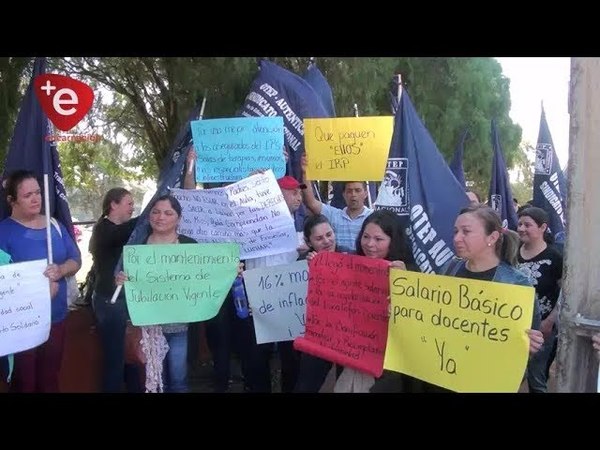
[510,144,536,206]
[58,139,144,220]
[1,57,525,198]
[0,57,32,173]
[53,57,258,178]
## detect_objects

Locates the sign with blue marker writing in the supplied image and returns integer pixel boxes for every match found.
[243,260,308,344]
[0,259,51,357]
[191,117,286,182]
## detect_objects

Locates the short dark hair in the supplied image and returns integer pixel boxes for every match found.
[3,169,38,203]
[149,194,182,217]
[342,181,368,191]
[101,187,131,218]
[303,214,332,245]
[518,206,554,244]
[517,206,549,226]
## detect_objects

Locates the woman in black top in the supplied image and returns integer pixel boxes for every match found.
[517,206,563,393]
[89,187,142,393]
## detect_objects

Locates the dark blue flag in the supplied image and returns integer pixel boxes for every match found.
[301,62,346,209]
[489,119,518,230]
[0,57,75,240]
[449,129,469,189]
[238,60,328,182]
[157,102,202,187]
[374,90,469,274]
[300,61,337,225]
[532,107,567,244]
[303,62,336,117]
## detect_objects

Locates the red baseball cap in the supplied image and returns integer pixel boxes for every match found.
[277,176,307,190]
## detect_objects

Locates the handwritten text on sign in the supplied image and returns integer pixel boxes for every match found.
[304,116,393,181]
[244,260,308,344]
[293,253,390,377]
[191,117,286,182]
[384,270,535,392]
[0,259,51,357]
[171,170,297,259]
[123,243,240,326]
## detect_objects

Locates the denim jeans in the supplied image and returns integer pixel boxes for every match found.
[92,292,143,393]
[527,326,558,393]
[163,330,188,393]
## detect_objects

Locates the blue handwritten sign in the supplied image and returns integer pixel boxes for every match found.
[192,117,286,182]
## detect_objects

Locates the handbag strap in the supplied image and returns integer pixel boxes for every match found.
[49,217,62,237]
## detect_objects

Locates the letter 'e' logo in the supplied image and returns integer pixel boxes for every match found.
[34,74,94,132]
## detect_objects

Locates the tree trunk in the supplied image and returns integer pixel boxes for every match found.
[556,57,600,392]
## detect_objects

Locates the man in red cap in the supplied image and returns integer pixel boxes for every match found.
[275,175,306,216]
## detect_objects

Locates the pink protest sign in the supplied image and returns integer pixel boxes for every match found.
[294,252,390,377]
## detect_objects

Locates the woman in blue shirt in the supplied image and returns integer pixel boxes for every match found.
[0,170,81,392]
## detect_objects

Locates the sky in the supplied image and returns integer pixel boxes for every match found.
[495,57,571,169]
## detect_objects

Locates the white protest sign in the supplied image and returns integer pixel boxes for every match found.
[171,170,298,259]
[0,259,51,357]
[243,260,308,344]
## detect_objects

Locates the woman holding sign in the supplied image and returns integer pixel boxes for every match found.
[294,214,342,392]
[334,209,416,393]
[446,205,543,351]
[447,205,544,389]
[0,170,81,393]
[295,210,416,392]
[372,204,544,393]
[116,194,197,393]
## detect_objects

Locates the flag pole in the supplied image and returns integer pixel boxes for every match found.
[43,118,54,265]
[187,90,208,176]
[354,103,373,208]
[44,173,53,264]
[306,57,322,202]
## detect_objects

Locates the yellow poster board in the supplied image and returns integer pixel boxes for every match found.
[304,117,393,181]
[385,269,535,392]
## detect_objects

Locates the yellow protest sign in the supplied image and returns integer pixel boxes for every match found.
[385,269,535,393]
[304,117,393,181]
